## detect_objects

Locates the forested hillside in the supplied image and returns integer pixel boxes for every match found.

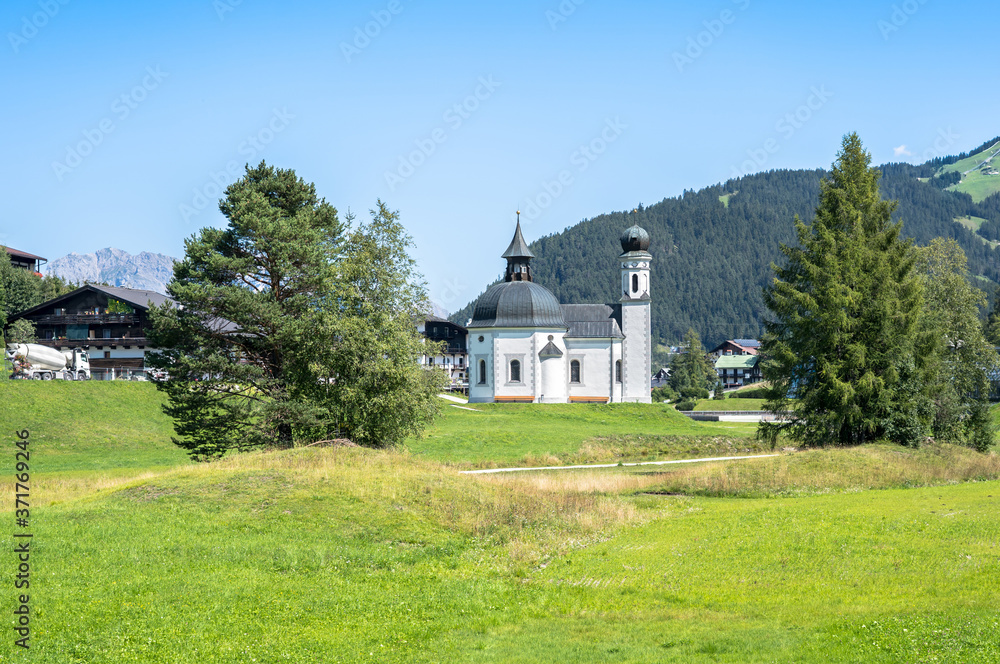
[451,139,1000,348]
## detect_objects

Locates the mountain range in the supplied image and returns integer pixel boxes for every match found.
[45,248,177,295]
[450,136,1000,350]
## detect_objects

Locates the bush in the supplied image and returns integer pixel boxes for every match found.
[674,399,697,411]
[680,387,710,400]
[731,386,768,399]
[651,386,677,403]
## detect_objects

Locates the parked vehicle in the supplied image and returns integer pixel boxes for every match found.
[5,343,91,380]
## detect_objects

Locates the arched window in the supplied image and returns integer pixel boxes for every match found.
[510,359,521,383]
[570,360,581,383]
[632,273,639,293]
[615,360,622,383]
[478,359,487,385]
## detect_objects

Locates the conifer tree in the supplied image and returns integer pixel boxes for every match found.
[760,134,927,447]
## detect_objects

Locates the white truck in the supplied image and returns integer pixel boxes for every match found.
[5,343,91,380]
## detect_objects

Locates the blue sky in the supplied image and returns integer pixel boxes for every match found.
[2,0,997,313]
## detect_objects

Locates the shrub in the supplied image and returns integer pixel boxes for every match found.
[651,386,677,403]
[680,387,710,400]
[731,386,768,399]
[674,399,697,411]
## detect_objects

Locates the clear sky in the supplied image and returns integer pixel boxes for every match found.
[2,0,997,313]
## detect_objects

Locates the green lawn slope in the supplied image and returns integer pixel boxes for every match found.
[409,401,762,467]
[3,385,1000,662]
[6,445,1000,663]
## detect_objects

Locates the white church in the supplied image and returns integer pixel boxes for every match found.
[467,218,652,404]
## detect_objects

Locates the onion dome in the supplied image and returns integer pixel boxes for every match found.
[620,224,651,253]
[468,281,567,328]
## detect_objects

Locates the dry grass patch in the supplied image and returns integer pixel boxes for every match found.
[646,442,1000,497]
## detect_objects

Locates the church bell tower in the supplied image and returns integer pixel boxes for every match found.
[619,223,652,403]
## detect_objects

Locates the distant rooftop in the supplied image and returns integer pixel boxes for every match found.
[732,339,761,348]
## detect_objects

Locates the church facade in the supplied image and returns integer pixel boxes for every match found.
[467,219,652,404]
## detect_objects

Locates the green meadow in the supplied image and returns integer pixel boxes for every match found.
[2,382,1000,662]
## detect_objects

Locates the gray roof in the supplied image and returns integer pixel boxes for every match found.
[501,220,534,259]
[561,304,624,339]
[87,284,172,309]
[468,281,566,328]
[538,339,564,357]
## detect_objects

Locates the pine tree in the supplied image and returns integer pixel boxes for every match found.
[760,134,927,447]
[669,328,716,396]
[149,163,443,459]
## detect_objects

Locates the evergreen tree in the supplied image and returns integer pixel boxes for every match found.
[714,377,725,400]
[149,162,443,460]
[984,287,1000,346]
[760,134,927,447]
[669,328,716,396]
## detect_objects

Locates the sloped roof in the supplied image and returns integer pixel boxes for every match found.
[733,338,761,348]
[500,220,534,259]
[715,354,759,369]
[561,303,624,339]
[10,284,172,319]
[4,246,46,261]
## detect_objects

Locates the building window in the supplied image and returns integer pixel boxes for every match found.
[478,359,487,385]
[631,274,639,293]
[570,360,581,383]
[103,351,111,359]
[510,359,521,383]
[615,360,622,383]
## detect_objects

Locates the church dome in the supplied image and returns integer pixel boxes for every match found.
[620,224,651,253]
[468,281,567,328]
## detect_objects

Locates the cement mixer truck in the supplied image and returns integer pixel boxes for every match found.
[5,343,91,380]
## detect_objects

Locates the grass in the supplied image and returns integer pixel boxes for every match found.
[4,382,1000,661]
[940,140,1000,203]
[693,397,767,411]
[954,215,990,232]
[0,381,186,474]
[8,445,1000,662]
[408,402,760,467]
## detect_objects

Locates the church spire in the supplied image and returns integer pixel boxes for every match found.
[502,212,534,282]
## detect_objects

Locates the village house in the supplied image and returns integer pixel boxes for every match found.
[7,284,171,379]
[418,316,468,387]
[4,246,46,275]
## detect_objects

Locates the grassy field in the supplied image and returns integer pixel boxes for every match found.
[410,401,762,467]
[940,140,1000,202]
[693,397,767,411]
[3,383,1000,662]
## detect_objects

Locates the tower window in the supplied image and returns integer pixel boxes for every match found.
[570,360,581,383]
[632,274,639,293]
[615,360,622,383]
[510,360,521,383]
[478,359,487,385]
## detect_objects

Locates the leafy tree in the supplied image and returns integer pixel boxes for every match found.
[760,133,928,447]
[915,238,997,451]
[669,328,716,394]
[150,162,444,460]
[315,203,446,447]
[6,319,36,344]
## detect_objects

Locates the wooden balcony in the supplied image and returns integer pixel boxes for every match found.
[31,313,139,325]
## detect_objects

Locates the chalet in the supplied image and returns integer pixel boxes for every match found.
[418,316,468,386]
[709,338,760,359]
[715,353,761,389]
[651,367,670,388]
[7,284,170,379]
[4,246,46,275]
